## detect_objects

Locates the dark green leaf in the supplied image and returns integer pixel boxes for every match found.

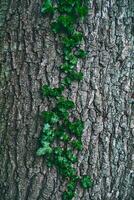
[51,22,61,33]
[69,120,84,137]
[62,77,72,86]
[58,15,74,27]
[56,97,75,110]
[71,140,83,150]
[76,49,87,58]
[73,31,83,43]
[60,133,69,142]
[41,0,54,14]
[69,71,84,81]
[42,111,59,124]
[75,6,88,17]
[42,85,64,97]
[65,149,77,163]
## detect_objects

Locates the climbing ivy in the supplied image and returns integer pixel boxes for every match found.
[37,0,92,199]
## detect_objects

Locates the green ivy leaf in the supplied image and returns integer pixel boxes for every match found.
[65,149,77,163]
[60,133,69,142]
[54,147,63,155]
[58,15,74,27]
[42,85,64,97]
[67,180,76,191]
[60,63,74,73]
[66,167,77,178]
[64,53,78,65]
[62,77,72,86]
[52,16,75,34]
[73,31,83,43]
[54,106,69,119]
[71,140,83,150]
[69,71,84,81]
[42,124,54,142]
[51,22,61,33]
[58,4,73,14]
[62,192,73,200]
[75,6,88,17]
[56,97,75,110]
[57,156,69,166]
[43,123,50,131]
[36,142,52,156]
[42,111,59,124]
[59,165,77,178]
[62,36,78,49]
[76,49,87,58]
[80,175,92,189]
[69,120,84,137]
[41,0,54,14]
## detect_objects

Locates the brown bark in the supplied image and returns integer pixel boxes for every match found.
[0,0,133,200]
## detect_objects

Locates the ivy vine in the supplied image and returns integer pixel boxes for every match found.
[37,0,92,199]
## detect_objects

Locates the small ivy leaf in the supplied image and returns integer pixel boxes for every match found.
[36,147,46,156]
[54,15,75,34]
[62,191,74,200]
[66,180,77,192]
[62,190,75,200]
[80,175,92,189]
[58,15,74,27]
[60,63,74,73]
[41,128,54,142]
[61,77,72,86]
[76,49,87,58]
[51,22,61,33]
[75,6,88,17]
[69,120,84,137]
[60,133,69,142]
[58,4,73,14]
[42,85,64,97]
[71,140,83,150]
[59,108,69,119]
[67,167,77,178]
[73,31,83,43]
[53,105,69,119]
[69,71,84,81]
[51,114,59,123]
[43,123,50,131]
[56,97,75,110]
[60,165,77,178]
[36,142,52,156]
[65,150,77,163]
[41,0,54,14]
[62,36,77,49]
[64,53,78,65]
[42,111,59,124]
[54,147,63,156]
[57,156,69,166]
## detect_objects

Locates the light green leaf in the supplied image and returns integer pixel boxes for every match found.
[36,142,52,156]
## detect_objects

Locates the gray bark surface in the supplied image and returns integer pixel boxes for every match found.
[0,0,133,200]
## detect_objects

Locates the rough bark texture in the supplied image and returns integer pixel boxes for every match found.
[0,0,133,200]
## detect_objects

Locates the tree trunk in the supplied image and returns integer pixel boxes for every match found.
[0,0,133,200]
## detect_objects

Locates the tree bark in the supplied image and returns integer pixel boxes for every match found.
[0,0,133,200]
